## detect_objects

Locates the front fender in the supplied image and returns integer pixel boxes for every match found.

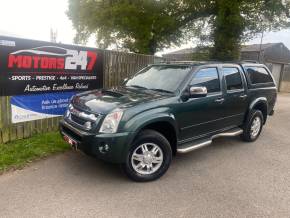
[120,107,178,158]
[125,107,177,134]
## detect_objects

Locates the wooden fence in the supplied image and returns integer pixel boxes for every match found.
[0,50,155,143]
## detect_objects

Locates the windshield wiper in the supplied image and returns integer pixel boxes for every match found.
[149,88,173,94]
[127,85,148,89]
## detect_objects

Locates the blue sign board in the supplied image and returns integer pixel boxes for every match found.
[11,92,76,123]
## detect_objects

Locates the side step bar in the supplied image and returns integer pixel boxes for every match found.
[177,128,243,154]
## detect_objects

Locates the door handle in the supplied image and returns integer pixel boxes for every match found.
[215,97,225,103]
[240,94,247,99]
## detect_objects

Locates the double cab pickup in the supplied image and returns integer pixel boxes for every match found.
[60,61,277,181]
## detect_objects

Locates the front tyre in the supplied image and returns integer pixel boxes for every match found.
[122,130,172,182]
[241,110,264,142]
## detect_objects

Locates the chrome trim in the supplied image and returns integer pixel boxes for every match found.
[70,107,98,122]
[61,119,92,136]
[189,86,207,96]
[67,105,100,130]
[180,125,237,144]
[68,113,92,131]
[214,97,225,103]
[211,129,243,139]
[248,86,277,91]
[177,140,212,154]
[177,128,243,154]
[226,89,245,94]
[185,92,222,100]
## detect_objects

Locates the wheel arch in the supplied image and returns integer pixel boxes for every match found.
[248,97,268,124]
[129,115,178,155]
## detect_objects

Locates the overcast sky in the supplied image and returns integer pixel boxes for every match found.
[1,0,289,56]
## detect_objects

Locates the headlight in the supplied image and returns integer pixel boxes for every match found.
[99,111,123,133]
[65,110,70,118]
[64,104,73,118]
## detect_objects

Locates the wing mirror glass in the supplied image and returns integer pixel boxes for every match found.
[189,86,207,98]
[122,77,129,85]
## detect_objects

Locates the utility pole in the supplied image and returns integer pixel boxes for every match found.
[50,28,58,43]
[258,31,264,63]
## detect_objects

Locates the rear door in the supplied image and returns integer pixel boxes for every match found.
[221,65,248,127]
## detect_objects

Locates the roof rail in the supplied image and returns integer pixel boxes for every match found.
[159,60,213,65]
[240,60,260,63]
[158,60,261,65]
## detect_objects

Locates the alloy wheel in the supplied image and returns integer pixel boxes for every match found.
[250,116,262,139]
[131,143,164,175]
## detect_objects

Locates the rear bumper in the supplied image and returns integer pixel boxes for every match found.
[59,119,133,163]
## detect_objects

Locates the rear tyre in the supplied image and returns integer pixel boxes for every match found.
[241,110,264,142]
[122,130,172,182]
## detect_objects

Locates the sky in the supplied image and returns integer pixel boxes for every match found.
[0,0,290,56]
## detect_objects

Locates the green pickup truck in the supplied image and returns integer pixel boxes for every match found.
[60,61,277,182]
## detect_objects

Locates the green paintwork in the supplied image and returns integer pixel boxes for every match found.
[60,62,277,163]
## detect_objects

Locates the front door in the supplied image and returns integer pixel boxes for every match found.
[176,67,227,141]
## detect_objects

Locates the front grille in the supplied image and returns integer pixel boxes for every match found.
[68,105,100,130]
[71,114,87,125]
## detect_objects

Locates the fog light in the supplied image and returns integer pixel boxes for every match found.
[99,144,110,154]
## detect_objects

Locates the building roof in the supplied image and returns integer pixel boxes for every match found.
[163,48,199,55]
[241,43,281,52]
[162,43,290,64]
[164,43,286,55]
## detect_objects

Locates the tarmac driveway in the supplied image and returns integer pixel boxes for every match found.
[0,94,290,218]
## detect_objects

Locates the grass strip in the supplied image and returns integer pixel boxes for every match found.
[0,131,70,172]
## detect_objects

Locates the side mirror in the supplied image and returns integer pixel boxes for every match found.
[122,77,129,85]
[189,86,207,98]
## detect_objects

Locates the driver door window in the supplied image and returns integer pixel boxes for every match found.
[190,68,220,94]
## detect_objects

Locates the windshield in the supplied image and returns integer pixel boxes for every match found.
[125,65,191,93]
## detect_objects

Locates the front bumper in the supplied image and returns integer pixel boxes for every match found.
[59,119,133,163]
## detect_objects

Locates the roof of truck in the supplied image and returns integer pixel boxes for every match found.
[156,60,266,67]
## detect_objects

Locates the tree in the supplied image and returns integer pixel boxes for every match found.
[211,0,290,60]
[67,0,290,59]
[210,0,244,60]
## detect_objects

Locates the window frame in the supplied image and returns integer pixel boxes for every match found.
[189,66,222,95]
[222,66,245,93]
[244,66,275,86]
[125,64,194,95]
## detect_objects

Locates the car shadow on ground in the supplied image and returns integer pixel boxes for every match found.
[60,136,246,183]
[173,136,244,162]
[60,151,129,182]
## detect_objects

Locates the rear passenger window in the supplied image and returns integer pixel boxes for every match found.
[223,67,243,90]
[190,68,220,93]
[245,67,273,84]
